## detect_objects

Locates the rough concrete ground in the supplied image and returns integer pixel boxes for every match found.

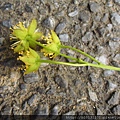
[0,0,120,117]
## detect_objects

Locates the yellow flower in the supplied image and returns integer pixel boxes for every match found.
[41,30,61,59]
[18,48,41,74]
[10,19,42,53]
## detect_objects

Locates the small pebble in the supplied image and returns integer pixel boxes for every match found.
[28,94,37,106]
[112,105,120,115]
[24,4,32,13]
[97,107,103,115]
[106,24,113,31]
[68,10,78,17]
[111,12,120,25]
[54,75,67,88]
[107,81,117,91]
[0,37,5,46]
[89,2,101,13]
[109,41,120,52]
[113,54,120,63]
[103,70,115,77]
[24,73,40,83]
[55,21,66,33]
[88,89,98,102]
[114,0,120,5]
[101,13,109,23]
[82,32,93,43]
[1,2,13,11]
[79,11,90,23]
[2,20,12,28]
[59,34,69,42]
[108,91,120,105]
[42,17,55,29]
[96,55,108,65]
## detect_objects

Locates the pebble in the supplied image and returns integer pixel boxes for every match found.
[24,4,32,13]
[114,0,120,5]
[109,41,120,52]
[89,2,101,13]
[68,10,78,17]
[28,94,37,106]
[51,105,61,115]
[79,11,90,23]
[1,2,13,11]
[107,81,117,92]
[112,105,120,115]
[59,34,69,42]
[35,104,49,115]
[111,12,120,25]
[112,37,120,41]
[20,84,26,90]
[82,32,93,43]
[0,37,5,46]
[55,21,66,33]
[54,75,67,88]
[96,107,103,115]
[106,24,113,31]
[107,91,120,105]
[103,70,115,77]
[88,89,98,102]
[2,20,12,28]
[96,55,108,65]
[113,54,120,63]
[24,73,40,83]
[42,17,55,29]
[106,0,113,7]
[101,13,109,23]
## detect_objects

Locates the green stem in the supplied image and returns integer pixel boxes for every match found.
[39,59,87,66]
[39,59,120,71]
[60,45,101,64]
[87,63,120,71]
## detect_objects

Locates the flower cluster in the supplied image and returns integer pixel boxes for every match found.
[10,19,61,74]
[10,19,43,53]
[10,19,120,74]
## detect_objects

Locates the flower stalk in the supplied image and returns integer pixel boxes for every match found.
[10,19,120,74]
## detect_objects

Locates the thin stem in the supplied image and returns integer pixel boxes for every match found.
[39,59,120,71]
[60,45,101,64]
[87,63,120,71]
[39,59,88,67]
